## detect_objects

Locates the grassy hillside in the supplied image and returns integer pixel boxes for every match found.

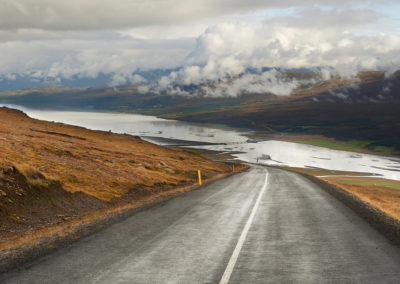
[0,107,233,248]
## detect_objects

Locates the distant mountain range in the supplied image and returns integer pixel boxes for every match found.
[0,69,179,92]
[0,67,323,92]
[1,70,399,152]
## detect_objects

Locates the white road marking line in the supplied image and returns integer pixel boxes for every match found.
[219,170,269,284]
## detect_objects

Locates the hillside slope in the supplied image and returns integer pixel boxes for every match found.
[1,71,399,152]
[0,107,232,246]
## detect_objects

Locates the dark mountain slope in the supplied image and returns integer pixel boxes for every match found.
[1,71,399,151]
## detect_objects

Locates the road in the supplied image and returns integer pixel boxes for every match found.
[1,166,400,283]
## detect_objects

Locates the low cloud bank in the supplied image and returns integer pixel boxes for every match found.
[140,69,302,97]
[1,20,400,95]
[137,22,400,97]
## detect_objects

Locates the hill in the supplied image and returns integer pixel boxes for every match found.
[1,70,399,153]
[0,107,232,248]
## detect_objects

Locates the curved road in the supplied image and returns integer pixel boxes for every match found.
[1,167,400,283]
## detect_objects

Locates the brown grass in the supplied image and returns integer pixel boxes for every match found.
[0,107,230,201]
[0,106,237,250]
[0,171,231,251]
[280,166,400,221]
[322,176,400,220]
[271,165,371,177]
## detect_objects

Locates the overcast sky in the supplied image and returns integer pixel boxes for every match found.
[1,0,400,89]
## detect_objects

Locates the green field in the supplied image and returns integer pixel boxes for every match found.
[292,138,398,155]
[335,180,400,190]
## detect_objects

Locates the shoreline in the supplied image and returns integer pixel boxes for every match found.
[248,133,400,158]
[2,103,399,158]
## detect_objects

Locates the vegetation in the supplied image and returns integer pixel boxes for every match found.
[287,137,400,156]
[272,166,372,177]
[287,138,398,156]
[333,179,400,190]
[292,139,372,152]
[324,176,400,221]
[373,145,398,154]
[0,107,234,249]
[282,166,400,221]
[1,71,399,154]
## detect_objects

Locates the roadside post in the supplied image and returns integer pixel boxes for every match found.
[233,165,235,173]
[198,170,202,185]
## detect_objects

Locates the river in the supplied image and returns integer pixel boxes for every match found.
[2,104,400,181]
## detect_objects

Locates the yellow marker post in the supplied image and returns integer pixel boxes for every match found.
[233,165,235,173]
[198,170,202,185]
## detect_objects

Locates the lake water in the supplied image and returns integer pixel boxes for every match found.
[2,104,400,181]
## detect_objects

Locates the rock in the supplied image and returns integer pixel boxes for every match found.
[3,166,16,174]
[0,190,7,197]
[165,168,175,174]
[158,161,167,167]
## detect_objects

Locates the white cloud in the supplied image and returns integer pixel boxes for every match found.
[0,37,193,77]
[0,3,399,94]
[110,73,147,87]
[155,21,400,88]
[265,7,378,29]
[201,70,300,97]
[1,19,400,95]
[0,0,374,30]
[141,69,303,97]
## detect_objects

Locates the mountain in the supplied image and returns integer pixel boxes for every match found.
[1,70,399,152]
[0,69,181,92]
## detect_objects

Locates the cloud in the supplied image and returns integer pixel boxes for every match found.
[0,4,399,94]
[200,70,300,97]
[0,0,373,30]
[265,7,378,29]
[141,69,303,97]
[2,19,400,94]
[110,73,147,87]
[181,19,400,78]
[4,73,16,81]
[148,20,400,96]
[0,36,193,76]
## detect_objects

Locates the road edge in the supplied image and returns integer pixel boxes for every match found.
[0,166,249,274]
[277,167,400,245]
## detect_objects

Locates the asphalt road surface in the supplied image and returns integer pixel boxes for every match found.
[2,166,400,283]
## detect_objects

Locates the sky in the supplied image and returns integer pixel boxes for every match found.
[0,0,400,94]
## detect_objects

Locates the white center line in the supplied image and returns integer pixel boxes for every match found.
[219,170,269,284]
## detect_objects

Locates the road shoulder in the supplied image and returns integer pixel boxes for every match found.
[273,166,400,245]
[0,166,248,274]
